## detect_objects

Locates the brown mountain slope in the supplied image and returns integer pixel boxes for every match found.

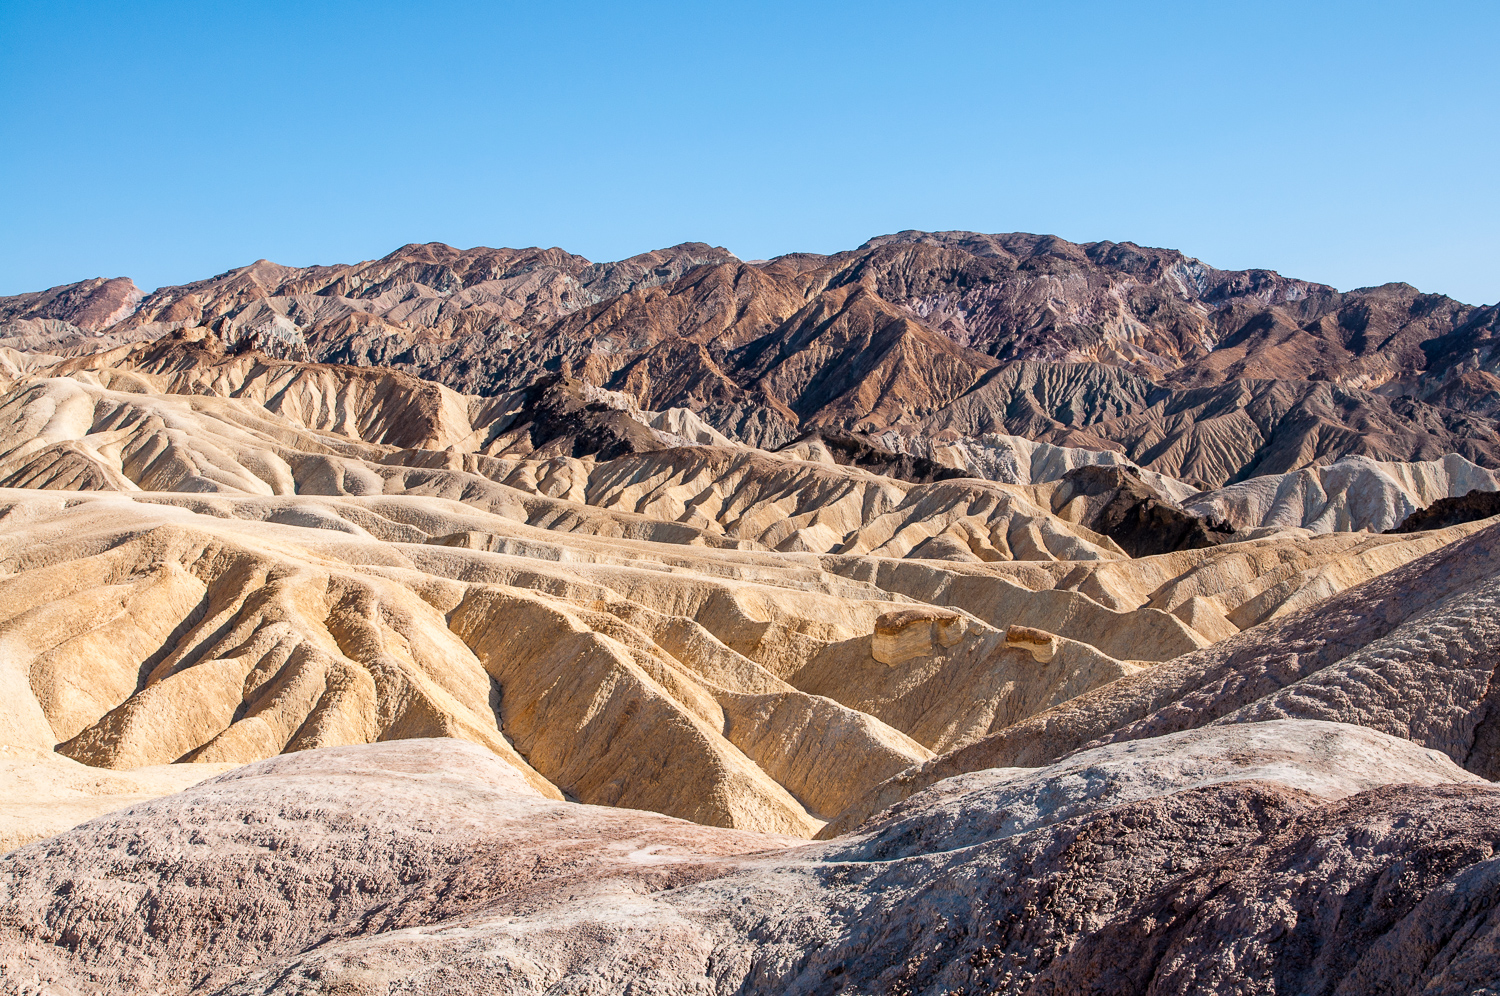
[293,235,1500,466]
[7,231,1499,479]
[120,240,737,353]
[0,276,143,332]
[853,231,1483,387]
[8,231,1491,413]
[922,361,1500,486]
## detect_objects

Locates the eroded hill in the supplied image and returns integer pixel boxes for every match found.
[0,340,1493,844]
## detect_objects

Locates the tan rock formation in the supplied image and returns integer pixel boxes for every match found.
[0,338,1491,845]
[0,355,1487,839]
[872,607,969,665]
[0,489,946,834]
[823,517,1500,836]
[1005,623,1058,662]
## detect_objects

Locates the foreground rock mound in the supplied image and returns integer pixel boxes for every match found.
[0,739,801,995]
[1,725,1494,995]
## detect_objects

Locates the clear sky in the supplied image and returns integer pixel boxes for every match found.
[2,1,1497,303]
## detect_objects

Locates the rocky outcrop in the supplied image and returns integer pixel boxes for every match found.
[1388,486,1500,533]
[1051,464,1235,556]
[1005,623,1059,661]
[871,607,970,665]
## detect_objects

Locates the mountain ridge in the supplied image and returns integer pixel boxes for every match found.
[5,231,1499,486]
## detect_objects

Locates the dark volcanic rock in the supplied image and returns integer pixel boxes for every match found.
[1053,464,1236,556]
[1388,487,1500,533]
[498,374,675,460]
[779,430,974,484]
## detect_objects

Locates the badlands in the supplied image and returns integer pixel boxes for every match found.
[1,235,1500,994]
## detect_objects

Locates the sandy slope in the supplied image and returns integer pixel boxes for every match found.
[0,341,1494,842]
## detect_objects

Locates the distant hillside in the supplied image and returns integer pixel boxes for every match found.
[5,231,1499,484]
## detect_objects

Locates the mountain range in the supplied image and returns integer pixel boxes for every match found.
[6,231,1500,486]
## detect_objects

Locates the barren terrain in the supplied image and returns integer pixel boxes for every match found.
[2,233,1499,994]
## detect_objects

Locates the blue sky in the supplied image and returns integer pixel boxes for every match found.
[2,1,1497,303]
